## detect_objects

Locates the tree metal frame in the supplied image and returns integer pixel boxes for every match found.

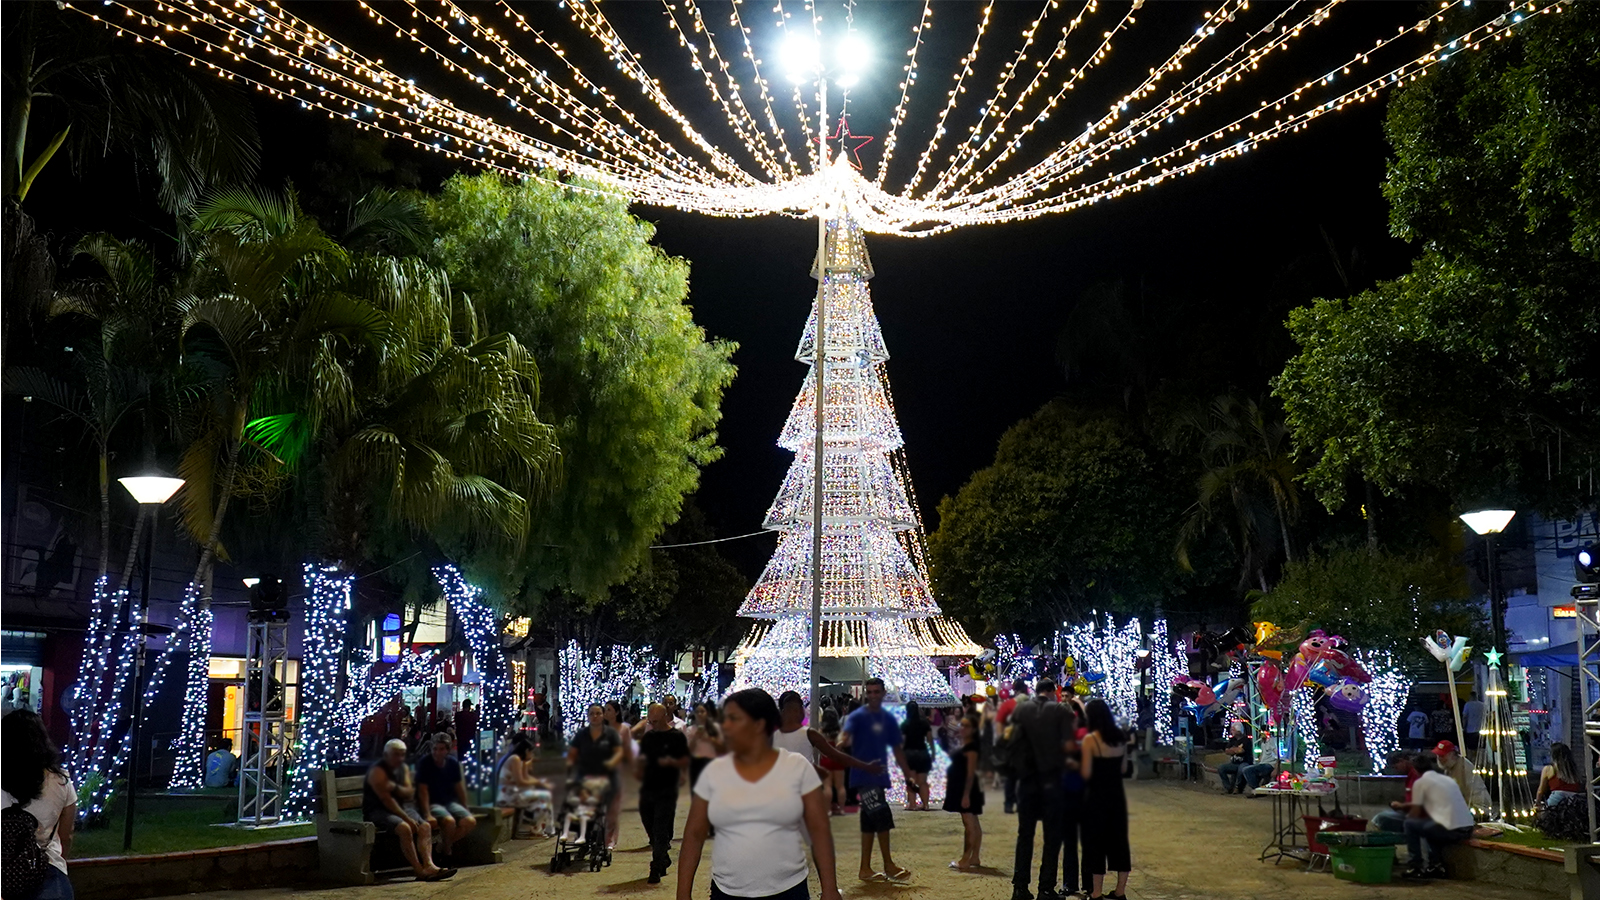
[237,616,292,827]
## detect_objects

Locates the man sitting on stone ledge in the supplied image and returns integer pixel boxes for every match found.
[1391,752,1473,880]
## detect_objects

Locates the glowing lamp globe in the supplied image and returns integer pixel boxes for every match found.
[782,34,821,82]
[118,475,185,505]
[835,33,870,73]
[1459,509,1516,535]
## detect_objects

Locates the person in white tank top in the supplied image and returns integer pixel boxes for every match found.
[776,690,883,776]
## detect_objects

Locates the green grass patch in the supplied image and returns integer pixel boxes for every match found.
[1476,825,1577,854]
[74,794,313,858]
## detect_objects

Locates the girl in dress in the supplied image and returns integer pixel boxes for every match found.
[942,715,984,872]
[1079,699,1130,900]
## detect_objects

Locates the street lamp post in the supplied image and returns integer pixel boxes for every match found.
[785,31,868,726]
[1460,509,1516,682]
[117,474,185,851]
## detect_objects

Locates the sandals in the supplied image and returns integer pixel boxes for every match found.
[886,866,913,883]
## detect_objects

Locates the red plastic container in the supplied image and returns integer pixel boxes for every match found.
[1305,816,1368,855]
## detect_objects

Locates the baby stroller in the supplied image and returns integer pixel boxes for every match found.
[549,774,613,873]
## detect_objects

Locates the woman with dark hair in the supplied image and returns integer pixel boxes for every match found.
[2,710,77,900]
[942,714,984,871]
[1078,699,1130,900]
[1538,742,1583,808]
[677,689,841,900]
[899,701,933,811]
[497,733,553,837]
[597,702,631,850]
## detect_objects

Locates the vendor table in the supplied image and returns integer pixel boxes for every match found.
[1256,785,1338,866]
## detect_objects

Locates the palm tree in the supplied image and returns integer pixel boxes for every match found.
[1175,395,1302,591]
[3,2,259,208]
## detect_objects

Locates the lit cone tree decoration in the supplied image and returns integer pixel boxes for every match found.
[731,172,978,705]
[1478,658,1535,822]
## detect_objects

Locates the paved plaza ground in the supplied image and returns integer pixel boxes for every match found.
[158,777,1540,900]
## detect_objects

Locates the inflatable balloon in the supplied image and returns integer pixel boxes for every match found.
[1213,676,1245,708]
[1326,679,1369,713]
[1255,663,1285,713]
[1083,670,1108,685]
[1284,654,1311,692]
[1422,630,1471,672]
[1072,679,1091,696]
[1305,659,1340,688]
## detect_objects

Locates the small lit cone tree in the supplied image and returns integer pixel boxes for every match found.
[1477,661,1535,822]
[731,189,976,707]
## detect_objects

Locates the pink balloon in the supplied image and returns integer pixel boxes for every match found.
[1283,654,1310,692]
[1256,663,1285,713]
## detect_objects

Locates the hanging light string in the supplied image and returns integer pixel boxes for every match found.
[899,0,997,200]
[69,0,1561,236]
[925,0,1082,200]
[661,0,797,181]
[872,0,931,188]
[984,0,1447,207]
[955,0,1324,202]
[960,2,1550,228]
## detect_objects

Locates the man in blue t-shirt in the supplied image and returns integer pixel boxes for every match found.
[842,677,911,883]
[415,733,478,864]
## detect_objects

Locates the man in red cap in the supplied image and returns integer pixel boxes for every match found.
[1432,740,1488,809]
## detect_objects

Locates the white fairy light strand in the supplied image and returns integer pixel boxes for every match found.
[68,0,1561,236]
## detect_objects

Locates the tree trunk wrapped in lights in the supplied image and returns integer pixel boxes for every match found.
[730,195,976,706]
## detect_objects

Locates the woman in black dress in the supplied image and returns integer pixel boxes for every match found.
[942,714,984,871]
[1079,699,1130,900]
[901,701,934,811]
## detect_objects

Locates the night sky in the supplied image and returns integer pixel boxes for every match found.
[29,2,1435,580]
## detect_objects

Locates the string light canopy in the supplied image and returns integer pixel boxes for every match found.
[67,0,1562,236]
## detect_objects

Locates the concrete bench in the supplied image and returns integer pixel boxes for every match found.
[315,769,510,885]
[1431,838,1567,897]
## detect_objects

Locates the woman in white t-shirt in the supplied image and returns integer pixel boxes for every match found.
[1,710,77,900]
[676,689,841,900]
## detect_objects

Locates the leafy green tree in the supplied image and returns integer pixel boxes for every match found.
[426,173,737,604]
[1251,544,1480,670]
[1277,5,1600,515]
[927,402,1192,637]
[605,501,750,659]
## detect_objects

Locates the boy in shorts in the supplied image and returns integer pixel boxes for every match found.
[842,677,912,883]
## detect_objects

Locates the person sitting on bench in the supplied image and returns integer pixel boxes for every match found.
[416,732,477,865]
[1392,752,1474,880]
[365,739,455,881]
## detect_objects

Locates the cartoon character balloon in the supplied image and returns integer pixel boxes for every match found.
[1326,678,1369,713]
[1422,630,1472,672]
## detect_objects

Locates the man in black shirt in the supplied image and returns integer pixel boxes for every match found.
[1008,679,1076,900]
[636,703,689,883]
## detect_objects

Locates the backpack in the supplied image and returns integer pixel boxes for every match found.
[991,702,1040,778]
[2,800,53,900]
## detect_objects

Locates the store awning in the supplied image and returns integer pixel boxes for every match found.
[1514,642,1579,667]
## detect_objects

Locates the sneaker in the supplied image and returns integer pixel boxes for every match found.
[1010,887,1033,900]
[1399,864,1430,879]
[647,865,662,885]
[1422,863,1447,879]
[1038,889,1062,900]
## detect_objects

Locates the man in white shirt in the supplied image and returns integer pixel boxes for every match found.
[1391,753,1475,879]
[1460,692,1484,750]
[1405,709,1429,747]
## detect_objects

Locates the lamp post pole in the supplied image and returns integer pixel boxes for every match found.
[808,79,828,727]
[1486,532,1508,681]
[123,503,157,851]
[116,474,184,851]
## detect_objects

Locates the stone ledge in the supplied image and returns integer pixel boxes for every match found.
[1466,838,1565,864]
[69,837,318,900]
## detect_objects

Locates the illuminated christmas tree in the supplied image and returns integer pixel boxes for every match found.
[732,178,976,705]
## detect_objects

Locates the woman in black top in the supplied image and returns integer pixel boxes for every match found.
[1078,699,1130,900]
[942,714,984,871]
[900,701,934,811]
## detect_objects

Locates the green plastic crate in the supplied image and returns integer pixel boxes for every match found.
[1330,844,1395,884]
